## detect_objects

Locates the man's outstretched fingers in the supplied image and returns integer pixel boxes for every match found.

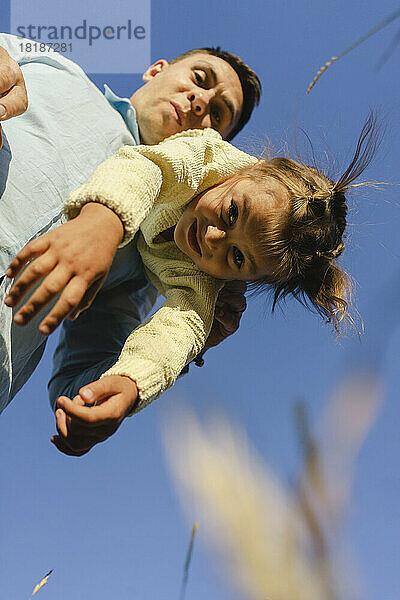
[51,435,91,457]
[217,292,246,313]
[217,280,247,298]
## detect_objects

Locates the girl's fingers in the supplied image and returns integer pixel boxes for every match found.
[73,395,85,407]
[10,270,88,334]
[5,255,57,310]
[55,398,100,450]
[7,258,65,322]
[56,396,117,426]
[5,237,50,279]
[56,376,136,427]
[36,276,90,335]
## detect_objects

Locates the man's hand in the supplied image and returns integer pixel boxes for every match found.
[0,46,28,149]
[51,375,138,456]
[195,280,247,366]
[3,202,124,336]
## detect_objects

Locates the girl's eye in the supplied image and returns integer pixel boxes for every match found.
[228,201,238,226]
[233,247,244,269]
[194,71,205,86]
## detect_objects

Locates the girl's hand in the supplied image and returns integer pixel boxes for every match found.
[3,203,123,336]
[51,375,138,456]
[0,46,29,149]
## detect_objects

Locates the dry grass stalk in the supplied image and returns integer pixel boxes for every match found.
[180,521,199,600]
[306,9,400,94]
[30,569,53,597]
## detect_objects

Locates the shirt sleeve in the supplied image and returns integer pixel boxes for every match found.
[62,128,258,247]
[0,32,89,76]
[98,269,224,413]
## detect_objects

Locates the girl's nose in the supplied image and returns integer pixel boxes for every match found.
[204,224,226,251]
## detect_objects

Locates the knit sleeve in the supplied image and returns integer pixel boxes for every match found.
[62,128,257,247]
[62,145,163,248]
[97,270,224,413]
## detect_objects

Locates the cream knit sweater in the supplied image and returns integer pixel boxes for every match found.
[63,128,257,412]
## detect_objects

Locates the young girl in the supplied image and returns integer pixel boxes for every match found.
[3,113,379,456]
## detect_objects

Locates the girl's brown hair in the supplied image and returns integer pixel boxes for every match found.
[242,111,382,334]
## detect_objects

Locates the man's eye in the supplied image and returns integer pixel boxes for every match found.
[212,107,221,124]
[233,247,244,269]
[228,201,238,226]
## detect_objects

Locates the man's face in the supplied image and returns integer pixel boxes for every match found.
[130,53,244,145]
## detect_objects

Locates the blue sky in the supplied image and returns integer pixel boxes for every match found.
[1,1,400,598]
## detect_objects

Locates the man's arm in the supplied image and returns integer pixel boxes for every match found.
[0,31,94,148]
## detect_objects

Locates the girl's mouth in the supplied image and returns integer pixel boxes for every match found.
[188,220,201,256]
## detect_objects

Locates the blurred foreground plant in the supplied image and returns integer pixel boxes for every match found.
[163,371,382,600]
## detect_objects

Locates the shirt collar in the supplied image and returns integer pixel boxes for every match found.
[103,84,140,144]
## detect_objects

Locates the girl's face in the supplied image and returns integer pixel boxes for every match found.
[174,176,289,281]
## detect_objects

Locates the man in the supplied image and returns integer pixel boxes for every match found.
[0,33,261,454]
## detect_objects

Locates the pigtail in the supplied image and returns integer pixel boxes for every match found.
[244,111,383,335]
[304,258,353,334]
[334,110,383,191]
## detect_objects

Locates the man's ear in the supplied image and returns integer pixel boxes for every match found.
[142,59,169,82]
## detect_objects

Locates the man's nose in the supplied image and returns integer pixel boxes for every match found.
[204,224,226,251]
[189,90,212,117]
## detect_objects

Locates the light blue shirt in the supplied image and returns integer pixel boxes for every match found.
[0,33,160,414]
[0,33,141,275]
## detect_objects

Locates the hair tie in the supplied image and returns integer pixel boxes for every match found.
[315,241,344,260]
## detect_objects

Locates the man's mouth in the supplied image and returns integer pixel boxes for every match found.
[188,219,201,256]
[171,102,183,126]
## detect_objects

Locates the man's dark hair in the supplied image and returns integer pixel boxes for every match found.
[169,47,261,141]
